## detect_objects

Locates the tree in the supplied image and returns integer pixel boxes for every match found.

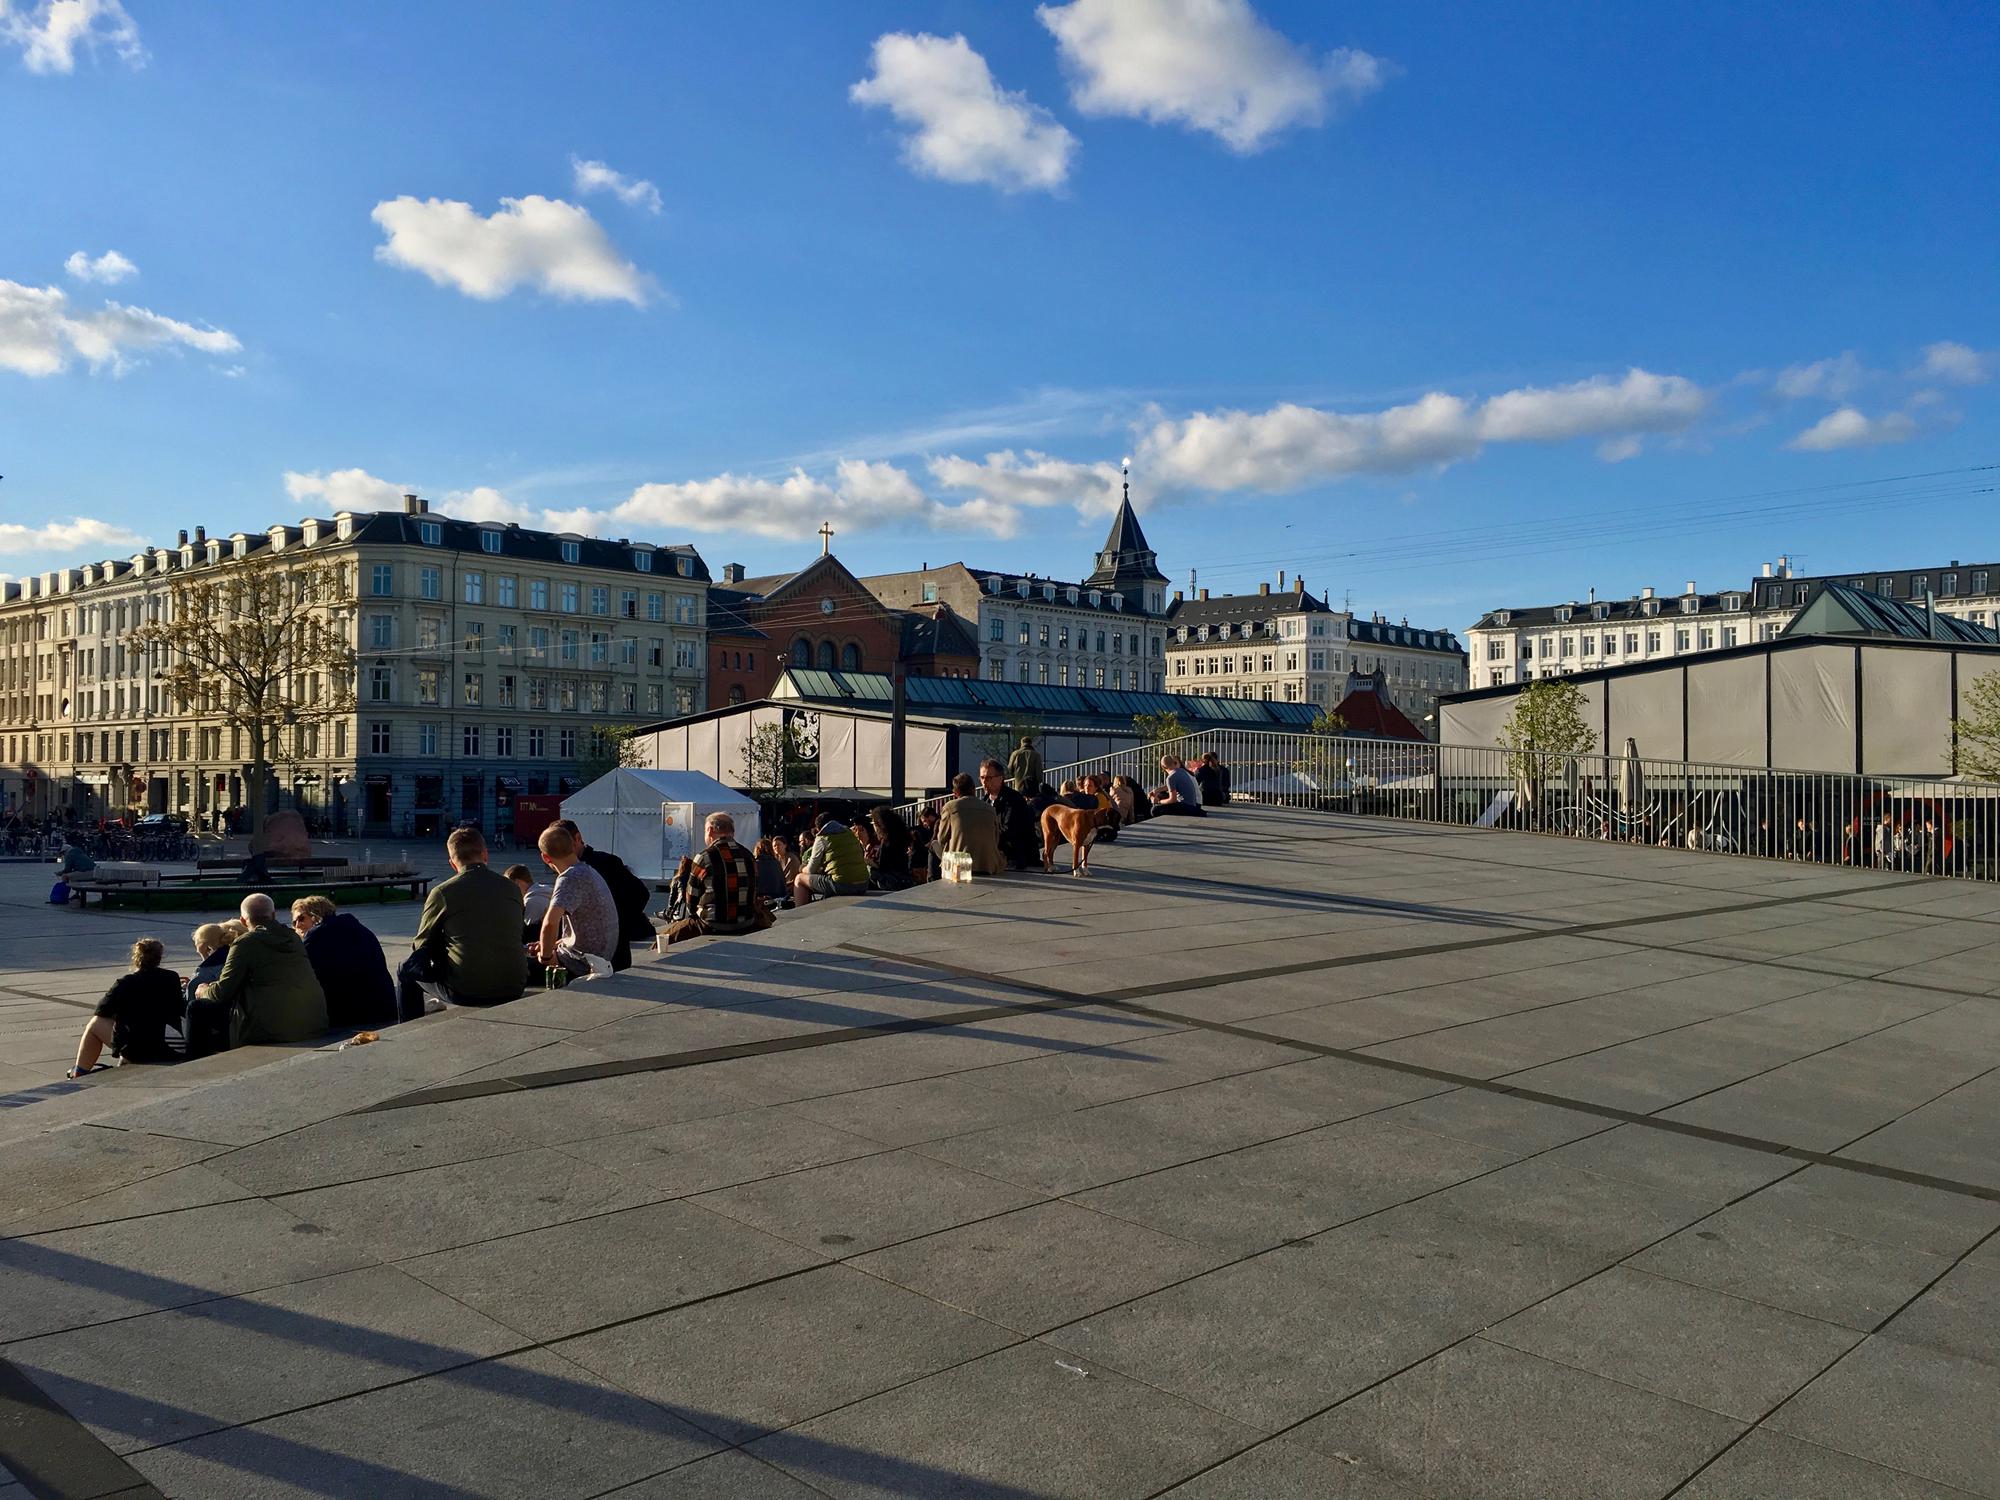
[1306,708,1348,737]
[128,549,356,837]
[1951,670,2000,779]
[1496,679,1597,791]
[1133,710,1186,745]
[576,722,645,786]
[738,722,793,802]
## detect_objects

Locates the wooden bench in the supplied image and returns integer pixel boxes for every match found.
[71,872,431,912]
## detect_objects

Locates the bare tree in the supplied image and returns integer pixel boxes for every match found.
[128,550,356,836]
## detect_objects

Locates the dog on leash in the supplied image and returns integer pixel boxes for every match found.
[1041,803,1122,877]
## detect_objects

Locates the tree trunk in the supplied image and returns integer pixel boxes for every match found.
[247,723,268,842]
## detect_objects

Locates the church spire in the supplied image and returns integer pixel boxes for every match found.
[1084,461,1168,607]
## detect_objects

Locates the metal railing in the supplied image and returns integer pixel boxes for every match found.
[911,730,2000,883]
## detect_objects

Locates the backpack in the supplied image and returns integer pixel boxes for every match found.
[48,880,70,904]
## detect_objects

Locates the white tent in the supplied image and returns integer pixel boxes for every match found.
[561,768,762,883]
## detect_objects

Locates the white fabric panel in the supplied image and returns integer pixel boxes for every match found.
[820,715,856,788]
[686,719,721,781]
[911,726,949,788]
[715,713,751,789]
[750,705,785,740]
[1441,695,1513,750]
[1862,646,1952,775]
[652,726,688,772]
[1607,668,1685,762]
[1686,654,1767,767]
[854,719,894,790]
[1770,646,1857,772]
[1574,680,1607,756]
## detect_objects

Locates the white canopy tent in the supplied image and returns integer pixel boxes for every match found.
[560,768,762,883]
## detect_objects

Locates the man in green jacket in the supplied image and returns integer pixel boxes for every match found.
[791,815,870,904]
[398,826,528,1018]
[196,892,329,1046]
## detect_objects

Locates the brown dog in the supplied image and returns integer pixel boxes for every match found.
[1041,803,1121,877]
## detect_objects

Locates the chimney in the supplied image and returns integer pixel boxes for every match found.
[194,525,205,545]
[722,563,746,584]
[1294,575,1305,594]
[1761,562,1772,578]
[1685,580,1697,595]
[177,529,188,546]
[402,492,425,515]
[1259,581,1270,596]
[1778,555,1790,577]
[1199,588,1210,601]
[1641,585,1654,599]
[1172,589,1183,603]
[1588,585,1597,604]
[1278,569,1286,589]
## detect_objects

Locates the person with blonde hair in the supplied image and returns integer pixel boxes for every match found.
[292,894,395,1029]
[193,893,328,1046]
[182,922,238,1058]
[69,938,184,1078]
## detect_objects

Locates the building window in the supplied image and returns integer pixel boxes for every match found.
[674,595,697,625]
[480,530,501,554]
[496,575,516,608]
[560,629,579,664]
[1698,629,1714,650]
[368,722,391,754]
[463,673,482,706]
[370,564,393,596]
[418,521,441,545]
[792,638,812,667]
[368,614,393,648]
[674,639,698,669]
[561,542,581,564]
[646,592,664,621]
[1912,576,1929,598]
[419,567,441,601]
[1722,627,1739,647]
[498,674,516,707]
[1879,577,1895,596]
[921,582,938,602]
[818,641,837,670]
[463,725,481,756]
[559,728,577,758]
[529,579,548,611]
[465,622,483,655]
[418,722,438,756]
[528,727,545,757]
[1974,571,1989,595]
[1674,629,1689,651]
[619,590,638,619]
[989,617,1005,642]
[495,725,513,756]
[841,642,861,670]
[589,632,609,665]
[369,666,392,702]
[587,585,608,616]
[633,550,652,572]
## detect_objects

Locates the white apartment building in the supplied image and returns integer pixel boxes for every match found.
[0,496,709,835]
[1164,578,1467,732]
[1472,556,2000,690]
[862,492,1172,693]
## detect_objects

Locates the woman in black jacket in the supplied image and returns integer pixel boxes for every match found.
[870,806,914,890]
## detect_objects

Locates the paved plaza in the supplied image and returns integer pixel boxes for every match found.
[1,806,1997,1498]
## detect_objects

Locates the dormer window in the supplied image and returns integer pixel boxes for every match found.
[1681,597,1698,614]
[301,520,320,545]
[1042,583,1055,600]
[179,546,194,569]
[1088,590,1101,607]
[1592,604,1608,620]
[1197,626,1210,641]
[206,542,222,564]
[1723,594,1741,611]
[418,521,442,546]
[1642,599,1658,616]
[481,530,503,554]
[1554,607,1571,623]
[676,554,693,577]
[1218,623,1231,640]
[1067,587,1078,604]
[1111,593,1123,610]
[1494,611,1511,626]
[632,549,652,572]
[336,515,354,541]
[1177,627,1188,642]
[267,529,285,553]
[1016,579,1030,597]
[560,541,580,564]
[986,575,1002,593]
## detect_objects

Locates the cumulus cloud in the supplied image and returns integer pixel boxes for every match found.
[570,156,663,214]
[578,459,1022,544]
[0,0,142,74]
[1038,0,1387,152]
[927,449,1126,515]
[63,248,136,284]
[283,467,407,511]
[0,278,239,376]
[371,195,651,305]
[1771,351,1867,401]
[1786,407,1917,452]
[438,485,540,525]
[0,516,146,555]
[1915,340,1991,386]
[1135,369,1706,493]
[851,32,1076,193]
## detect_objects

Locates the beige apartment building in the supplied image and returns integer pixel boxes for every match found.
[1163,578,1467,733]
[0,496,709,836]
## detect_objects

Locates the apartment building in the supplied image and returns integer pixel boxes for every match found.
[0,496,709,835]
[1163,578,1466,732]
[861,493,1172,693]
[1470,557,2000,690]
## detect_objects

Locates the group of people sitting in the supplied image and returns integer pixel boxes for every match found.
[66,818,660,1078]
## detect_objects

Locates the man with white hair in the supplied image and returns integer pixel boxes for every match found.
[194,891,329,1045]
[662,811,766,946]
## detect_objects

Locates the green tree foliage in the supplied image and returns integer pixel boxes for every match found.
[1133,710,1186,745]
[576,722,645,786]
[1496,679,1597,786]
[1951,670,2000,779]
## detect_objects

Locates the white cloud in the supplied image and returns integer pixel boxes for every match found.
[1038,0,1387,152]
[851,32,1076,193]
[1772,351,1866,401]
[581,459,1022,544]
[63,248,136,284]
[1136,369,1707,493]
[438,485,540,526]
[927,449,1126,515]
[0,278,239,376]
[0,516,145,555]
[570,156,663,214]
[1786,407,1917,452]
[0,0,142,74]
[370,195,652,305]
[283,467,407,511]
[1915,340,1991,386]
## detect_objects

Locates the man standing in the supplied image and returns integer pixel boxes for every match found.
[980,759,1038,869]
[556,819,655,971]
[400,827,527,1017]
[664,812,766,945]
[538,824,619,978]
[197,893,329,1044]
[935,773,1004,875]
[1006,736,1043,794]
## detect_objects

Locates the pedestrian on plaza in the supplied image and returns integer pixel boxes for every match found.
[1007,736,1043,794]
[194,893,328,1046]
[536,824,619,978]
[291,895,396,1030]
[934,773,1004,876]
[1148,756,1206,817]
[662,812,770,946]
[505,863,552,942]
[555,819,655,971]
[979,759,1038,869]
[792,814,870,904]
[68,938,184,1078]
[400,827,528,1016]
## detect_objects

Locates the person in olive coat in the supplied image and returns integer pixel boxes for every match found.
[194,893,329,1046]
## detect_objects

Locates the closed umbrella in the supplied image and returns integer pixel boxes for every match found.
[1617,737,1644,809]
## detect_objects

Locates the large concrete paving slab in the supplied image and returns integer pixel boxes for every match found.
[3,805,1998,1497]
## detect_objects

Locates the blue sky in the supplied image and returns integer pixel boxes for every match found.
[2,0,1995,633]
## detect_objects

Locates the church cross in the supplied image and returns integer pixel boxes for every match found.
[818,521,834,556]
